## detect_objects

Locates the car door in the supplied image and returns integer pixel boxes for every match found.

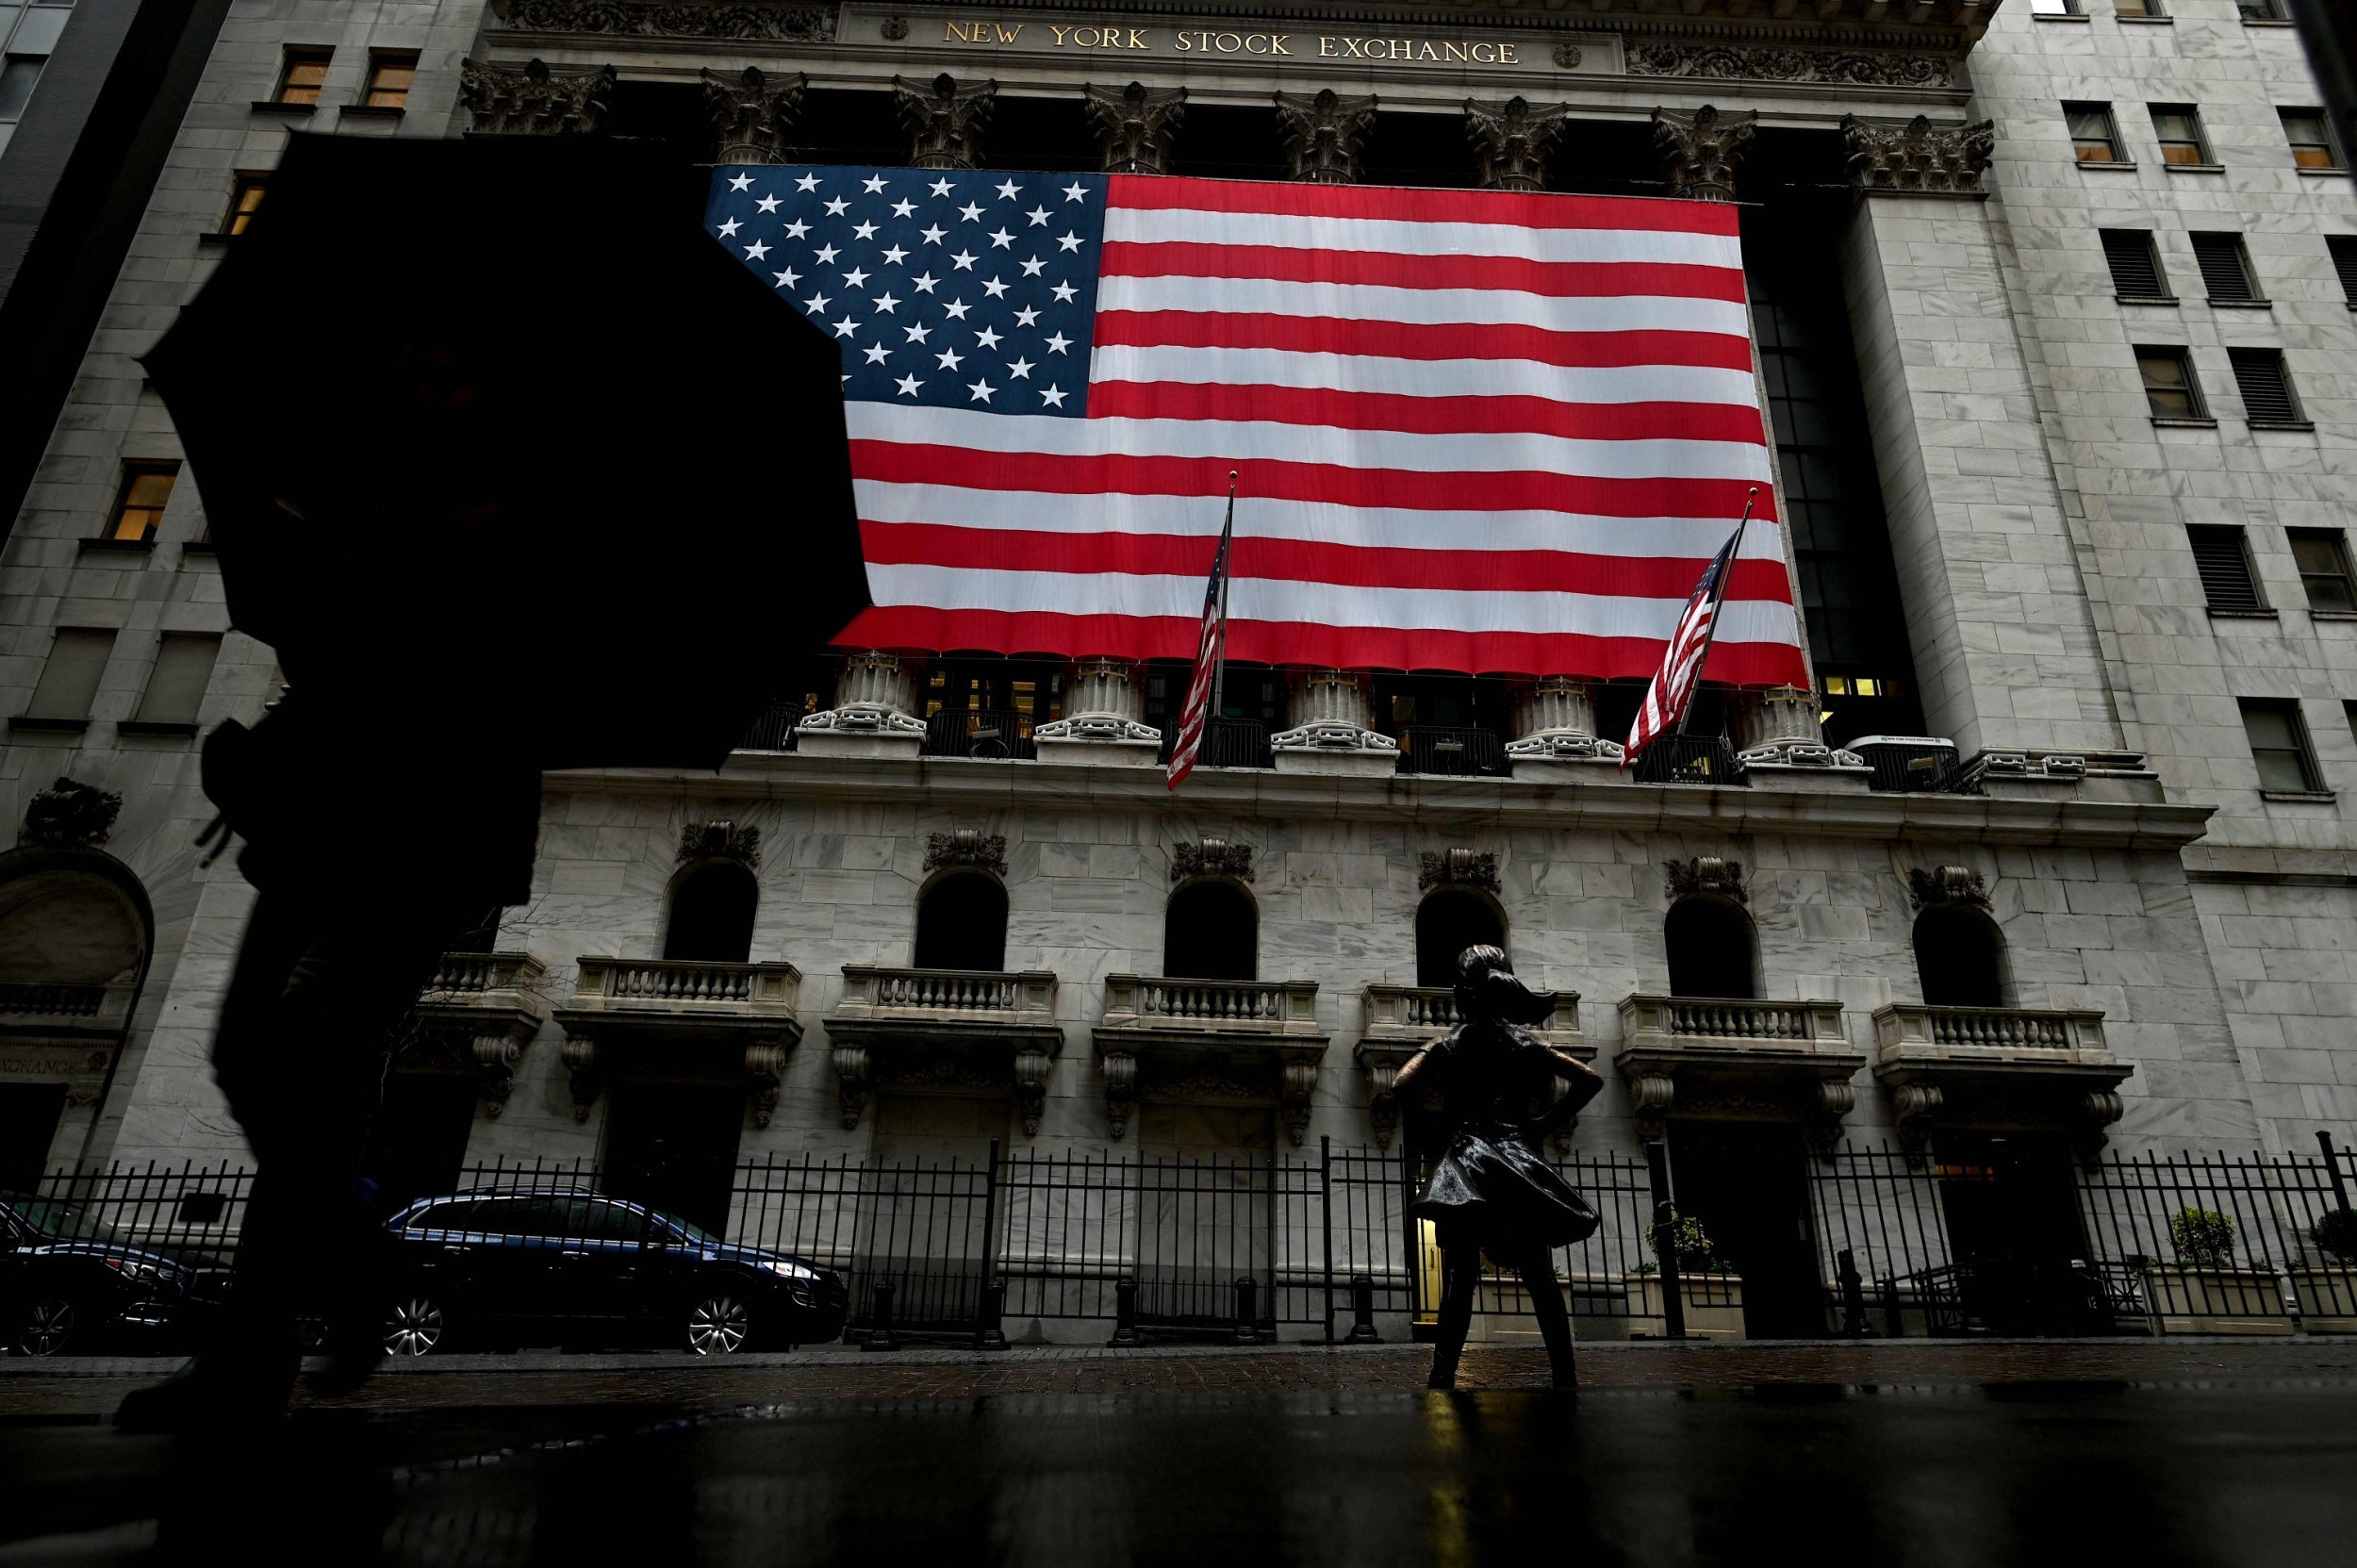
[542,1197,640,1335]
[455,1196,568,1337]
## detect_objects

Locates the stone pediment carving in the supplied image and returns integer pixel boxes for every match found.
[1173,837,1253,883]
[1907,865,1988,910]
[1664,855,1746,904]
[20,777,122,848]
[1086,81,1186,174]
[1465,96,1572,192]
[1630,43,1955,89]
[1843,114,1995,198]
[1275,89,1376,185]
[926,829,1008,875]
[460,57,615,136]
[702,66,804,163]
[1418,849,1500,894]
[494,0,836,42]
[680,819,760,867]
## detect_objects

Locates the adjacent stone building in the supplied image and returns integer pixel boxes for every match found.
[4,0,2354,1332]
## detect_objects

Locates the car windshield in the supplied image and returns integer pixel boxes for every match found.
[8,1199,132,1246]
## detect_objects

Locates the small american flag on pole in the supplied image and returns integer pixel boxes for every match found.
[1624,487,1757,767]
[1165,475,1238,790]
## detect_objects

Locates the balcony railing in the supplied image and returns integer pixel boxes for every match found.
[1873,1004,2107,1056]
[735,700,804,753]
[834,966,1057,1020]
[422,950,546,997]
[1634,996,1846,1045]
[1393,725,1509,778]
[1616,992,1861,1138]
[563,956,800,1016]
[923,707,1038,761]
[1105,975,1319,1029]
[826,966,1061,1131]
[1360,983,1582,1044]
[1156,717,1274,770]
[1632,734,1747,786]
[0,982,106,1018]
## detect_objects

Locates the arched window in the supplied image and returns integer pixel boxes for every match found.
[662,861,758,965]
[1914,905,2008,1009]
[1665,897,1758,1000]
[915,871,1009,971]
[1415,888,1506,989]
[1164,880,1257,982]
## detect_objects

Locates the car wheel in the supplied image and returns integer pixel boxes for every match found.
[14,1296,77,1357]
[684,1290,750,1356]
[383,1296,446,1357]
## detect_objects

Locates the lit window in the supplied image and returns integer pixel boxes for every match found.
[2151,105,2213,166]
[225,173,267,236]
[274,46,331,107]
[107,462,177,542]
[364,52,417,109]
[2288,530,2357,614]
[2065,103,2124,163]
[2239,699,2321,793]
[2281,109,2343,171]
[1824,676,1850,696]
[2135,346,2205,419]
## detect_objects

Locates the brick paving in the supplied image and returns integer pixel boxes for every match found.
[5,1337,2355,1419]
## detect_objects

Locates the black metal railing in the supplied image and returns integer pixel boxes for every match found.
[1392,725,1510,779]
[734,701,803,753]
[1632,734,1746,786]
[1155,716,1274,770]
[922,707,1038,761]
[1852,740,1975,794]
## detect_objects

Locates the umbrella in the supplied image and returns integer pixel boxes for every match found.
[143,133,865,770]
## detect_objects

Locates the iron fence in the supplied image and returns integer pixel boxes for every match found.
[1632,734,1746,786]
[921,707,1038,761]
[1392,725,1510,779]
[733,700,803,753]
[1155,716,1273,770]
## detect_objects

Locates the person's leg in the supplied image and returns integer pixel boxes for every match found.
[1515,1250,1576,1390]
[1426,1244,1484,1391]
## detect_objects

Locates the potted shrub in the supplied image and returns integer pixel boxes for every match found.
[2289,1208,2357,1333]
[1627,1211,1745,1340]
[2140,1207,2291,1335]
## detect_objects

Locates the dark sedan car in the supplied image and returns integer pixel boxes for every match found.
[0,1195,228,1356]
[380,1190,848,1356]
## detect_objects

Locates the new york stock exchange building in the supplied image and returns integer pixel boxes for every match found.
[6,0,2357,1346]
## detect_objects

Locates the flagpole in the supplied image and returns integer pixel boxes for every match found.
[1209,470,1238,729]
[1673,486,1759,742]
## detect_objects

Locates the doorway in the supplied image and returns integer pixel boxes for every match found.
[1935,1132,2101,1334]
[0,1083,67,1190]
[1668,1121,1825,1338]
[602,1081,746,1237]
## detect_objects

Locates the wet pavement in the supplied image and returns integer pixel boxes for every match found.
[3,1343,2354,1565]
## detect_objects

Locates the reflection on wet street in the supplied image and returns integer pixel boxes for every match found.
[4,1380,2354,1565]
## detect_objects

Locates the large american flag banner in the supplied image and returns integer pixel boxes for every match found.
[704,166,1806,685]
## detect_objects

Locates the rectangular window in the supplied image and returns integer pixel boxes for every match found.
[2331,237,2357,306]
[362,51,416,108]
[0,54,43,124]
[272,46,330,106]
[2288,530,2357,614]
[2115,0,2164,15]
[2229,348,2303,425]
[224,173,266,236]
[22,628,116,724]
[2100,229,2170,299]
[2065,102,2124,163]
[107,461,176,541]
[2281,108,2343,170]
[2190,232,2264,302]
[2151,105,2212,166]
[2187,526,2266,612]
[2240,699,2322,793]
[2238,0,2286,18]
[2136,345,2205,419]
[125,633,220,731]
[2030,0,2080,12]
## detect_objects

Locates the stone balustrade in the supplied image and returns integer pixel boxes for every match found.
[423,950,546,997]
[1870,1002,2128,1160]
[1872,1003,2105,1057]
[413,951,552,1118]
[1615,992,1861,1143]
[1095,974,1328,1146]
[825,966,1062,1134]
[839,965,1055,1018]
[552,956,804,1126]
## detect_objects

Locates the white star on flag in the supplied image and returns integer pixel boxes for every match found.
[717,218,741,237]
[863,174,888,192]
[823,197,849,215]
[744,240,769,259]
[756,195,781,213]
[1062,182,1087,203]
[987,228,1014,249]
[872,293,899,313]
[981,277,1011,299]
[891,199,916,218]
[728,173,753,191]
[943,299,971,320]
[1007,357,1034,379]
[1039,384,1066,406]
[863,343,891,364]
[904,322,931,343]
[929,177,954,197]
[794,173,820,191]
[936,347,964,370]
[919,224,946,244]
[994,179,1021,200]
[975,326,1003,349]
[967,379,997,402]
[896,374,923,396]
[1026,206,1051,226]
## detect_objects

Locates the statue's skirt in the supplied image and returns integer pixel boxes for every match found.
[1413,1126,1600,1257]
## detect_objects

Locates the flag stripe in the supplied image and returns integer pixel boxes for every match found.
[1104,173,1741,238]
[1086,382,1767,446]
[1091,344,1760,406]
[1095,274,1752,338]
[1098,239,1750,301]
[1090,310,1756,371]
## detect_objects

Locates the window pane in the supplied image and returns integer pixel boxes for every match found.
[2290,533,2357,613]
[2241,701,2318,791]
[132,633,220,725]
[228,177,266,235]
[25,628,115,720]
[2283,110,2341,168]
[2137,351,2198,417]
[2066,106,2119,160]
[110,464,175,540]
[0,55,41,122]
[366,56,416,107]
[2116,0,2154,14]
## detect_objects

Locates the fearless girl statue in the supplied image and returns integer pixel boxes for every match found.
[1393,945,1605,1390]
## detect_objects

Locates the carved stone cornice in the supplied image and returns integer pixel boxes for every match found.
[926,829,1008,876]
[1664,855,1746,905]
[1275,89,1376,185]
[1907,864,1988,910]
[896,73,997,170]
[1418,849,1499,895]
[460,57,616,136]
[1173,836,1253,883]
[1085,81,1186,174]
[492,0,835,42]
[1842,113,1995,198]
[1652,104,1755,202]
[702,66,804,163]
[20,777,121,848]
[680,819,760,867]
[1464,96,1572,192]
[1629,41,1956,89]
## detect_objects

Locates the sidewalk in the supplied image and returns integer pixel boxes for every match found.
[7,1336,2356,1418]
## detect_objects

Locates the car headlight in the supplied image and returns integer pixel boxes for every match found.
[757,1261,817,1282]
[102,1258,171,1286]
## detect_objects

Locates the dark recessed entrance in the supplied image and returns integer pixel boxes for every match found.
[1935,1131,2102,1334]
[0,1083,67,1190]
[602,1081,745,1237]
[1668,1121,1825,1339]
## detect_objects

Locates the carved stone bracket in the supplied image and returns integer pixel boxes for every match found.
[1361,1051,1406,1148]
[1627,1070,1677,1142]
[470,1034,524,1116]
[1275,89,1376,185]
[1418,849,1500,895]
[1907,865,1989,910]
[560,1034,601,1121]
[832,1043,870,1131]
[744,1042,789,1129]
[1014,1045,1053,1137]
[1664,855,1746,905]
[1086,81,1185,174]
[1102,1049,1138,1139]
[495,0,836,42]
[1891,1081,1943,1162]
[926,830,1008,876]
[1652,105,1755,202]
[1465,96,1572,192]
[1280,1059,1319,1147]
[681,819,760,867]
[897,74,996,170]
[703,66,804,164]
[460,58,615,136]
[1172,837,1253,883]
[20,777,122,848]
[1627,42,1955,90]
[1843,114,1995,199]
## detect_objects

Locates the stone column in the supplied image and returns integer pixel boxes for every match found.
[1085,81,1185,174]
[702,66,804,163]
[1465,97,1572,192]
[896,74,996,170]
[1651,105,1755,201]
[797,650,926,758]
[1271,668,1396,777]
[1506,676,1624,774]
[1275,90,1376,185]
[1035,656,1161,767]
[459,58,616,136]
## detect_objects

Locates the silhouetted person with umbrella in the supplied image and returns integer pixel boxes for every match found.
[115,134,866,1428]
[1394,946,1604,1391]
